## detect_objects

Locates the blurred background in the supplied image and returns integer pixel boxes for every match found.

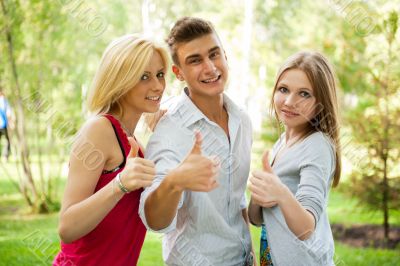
[0,0,399,265]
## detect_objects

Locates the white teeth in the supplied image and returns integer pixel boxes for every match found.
[146,96,160,101]
[203,76,219,83]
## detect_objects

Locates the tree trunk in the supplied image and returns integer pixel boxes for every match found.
[1,0,48,213]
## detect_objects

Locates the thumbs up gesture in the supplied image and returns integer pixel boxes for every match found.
[118,137,156,192]
[248,150,284,208]
[168,132,220,192]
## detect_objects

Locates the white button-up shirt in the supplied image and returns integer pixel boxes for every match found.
[139,88,253,266]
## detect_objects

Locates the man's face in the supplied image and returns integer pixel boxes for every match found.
[172,33,228,98]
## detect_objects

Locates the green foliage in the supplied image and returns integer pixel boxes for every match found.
[341,9,400,233]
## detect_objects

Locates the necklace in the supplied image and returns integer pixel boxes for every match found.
[115,116,134,137]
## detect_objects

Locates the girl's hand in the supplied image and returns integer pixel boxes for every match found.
[144,109,167,132]
[248,151,287,208]
[119,137,156,192]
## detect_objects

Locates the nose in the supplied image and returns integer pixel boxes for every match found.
[203,58,217,73]
[152,77,165,92]
[283,93,298,108]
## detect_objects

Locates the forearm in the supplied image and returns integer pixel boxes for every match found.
[248,198,263,226]
[144,173,183,231]
[242,208,257,266]
[58,180,124,243]
[278,186,315,240]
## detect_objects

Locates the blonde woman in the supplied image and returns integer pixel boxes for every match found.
[53,34,169,265]
[248,51,341,266]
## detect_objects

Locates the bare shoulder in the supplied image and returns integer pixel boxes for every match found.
[72,116,115,158]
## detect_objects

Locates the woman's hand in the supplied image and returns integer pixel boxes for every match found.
[144,109,167,132]
[119,137,156,192]
[248,151,287,208]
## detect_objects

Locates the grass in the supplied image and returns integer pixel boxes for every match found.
[1,161,399,265]
[328,189,400,226]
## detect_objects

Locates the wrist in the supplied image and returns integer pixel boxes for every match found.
[276,184,291,205]
[116,173,130,193]
[111,178,125,203]
[165,169,184,193]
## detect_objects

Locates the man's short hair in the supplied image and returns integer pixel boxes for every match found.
[166,17,216,65]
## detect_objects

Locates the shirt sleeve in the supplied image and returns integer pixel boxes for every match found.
[139,124,186,233]
[240,193,247,210]
[295,134,335,226]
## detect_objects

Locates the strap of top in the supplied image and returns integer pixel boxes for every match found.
[101,114,144,175]
[102,114,127,174]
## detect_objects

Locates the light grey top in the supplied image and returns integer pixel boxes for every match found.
[263,131,336,266]
[139,88,253,266]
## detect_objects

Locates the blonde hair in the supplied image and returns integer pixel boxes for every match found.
[87,34,169,117]
[270,51,342,187]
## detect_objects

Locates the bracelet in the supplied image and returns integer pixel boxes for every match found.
[112,178,119,203]
[116,173,130,193]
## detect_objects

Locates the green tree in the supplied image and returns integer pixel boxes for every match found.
[345,10,400,243]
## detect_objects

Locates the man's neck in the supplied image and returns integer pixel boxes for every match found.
[187,90,229,137]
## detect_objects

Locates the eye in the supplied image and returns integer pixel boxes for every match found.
[157,72,165,78]
[299,91,311,98]
[141,74,149,80]
[210,51,220,59]
[278,87,288,93]
[189,58,201,64]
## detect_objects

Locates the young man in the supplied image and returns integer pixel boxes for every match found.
[139,17,254,265]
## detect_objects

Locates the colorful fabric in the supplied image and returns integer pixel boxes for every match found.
[260,225,274,266]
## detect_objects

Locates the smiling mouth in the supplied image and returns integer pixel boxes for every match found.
[145,96,161,101]
[201,75,221,83]
[281,109,299,116]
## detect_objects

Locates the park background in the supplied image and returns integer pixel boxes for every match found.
[0,0,399,265]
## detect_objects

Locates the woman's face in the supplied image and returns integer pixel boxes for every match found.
[273,68,317,131]
[121,51,166,114]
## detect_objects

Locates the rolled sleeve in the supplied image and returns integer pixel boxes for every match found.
[240,193,247,210]
[295,136,335,225]
[139,179,185,233]
[138,124,186,233]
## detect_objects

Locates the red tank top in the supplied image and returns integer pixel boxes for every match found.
[53,114,147,266]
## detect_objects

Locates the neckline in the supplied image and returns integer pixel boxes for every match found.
[103,114,131,152]
[271,134,302,167]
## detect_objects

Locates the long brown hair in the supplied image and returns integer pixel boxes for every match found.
[270,51,341,187]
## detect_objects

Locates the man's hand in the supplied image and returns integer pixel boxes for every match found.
[168,131,220,192]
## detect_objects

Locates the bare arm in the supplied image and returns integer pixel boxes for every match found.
[58,118,120,243]
[58,118,155,243]
[248,198,263,226]
[275,186,315,240]
[242,207,258,266]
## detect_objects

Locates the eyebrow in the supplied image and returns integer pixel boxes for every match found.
[143,67,165,74]
[184,46,221,64]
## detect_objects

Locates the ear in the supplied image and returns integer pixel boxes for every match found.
[172,65,184,81]
[223,49,228,62]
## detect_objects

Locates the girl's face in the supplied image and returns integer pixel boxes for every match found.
[273,69,317,132]
[120,51,166,114]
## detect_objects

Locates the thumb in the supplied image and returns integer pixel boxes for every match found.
[128,137,139,158]
[190,131,202,155]
[262,150,273,173]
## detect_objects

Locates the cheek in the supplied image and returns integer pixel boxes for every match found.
[300,101,317,118]
[273,93,283,108]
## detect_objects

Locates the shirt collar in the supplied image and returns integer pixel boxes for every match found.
[170,87,242,129]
